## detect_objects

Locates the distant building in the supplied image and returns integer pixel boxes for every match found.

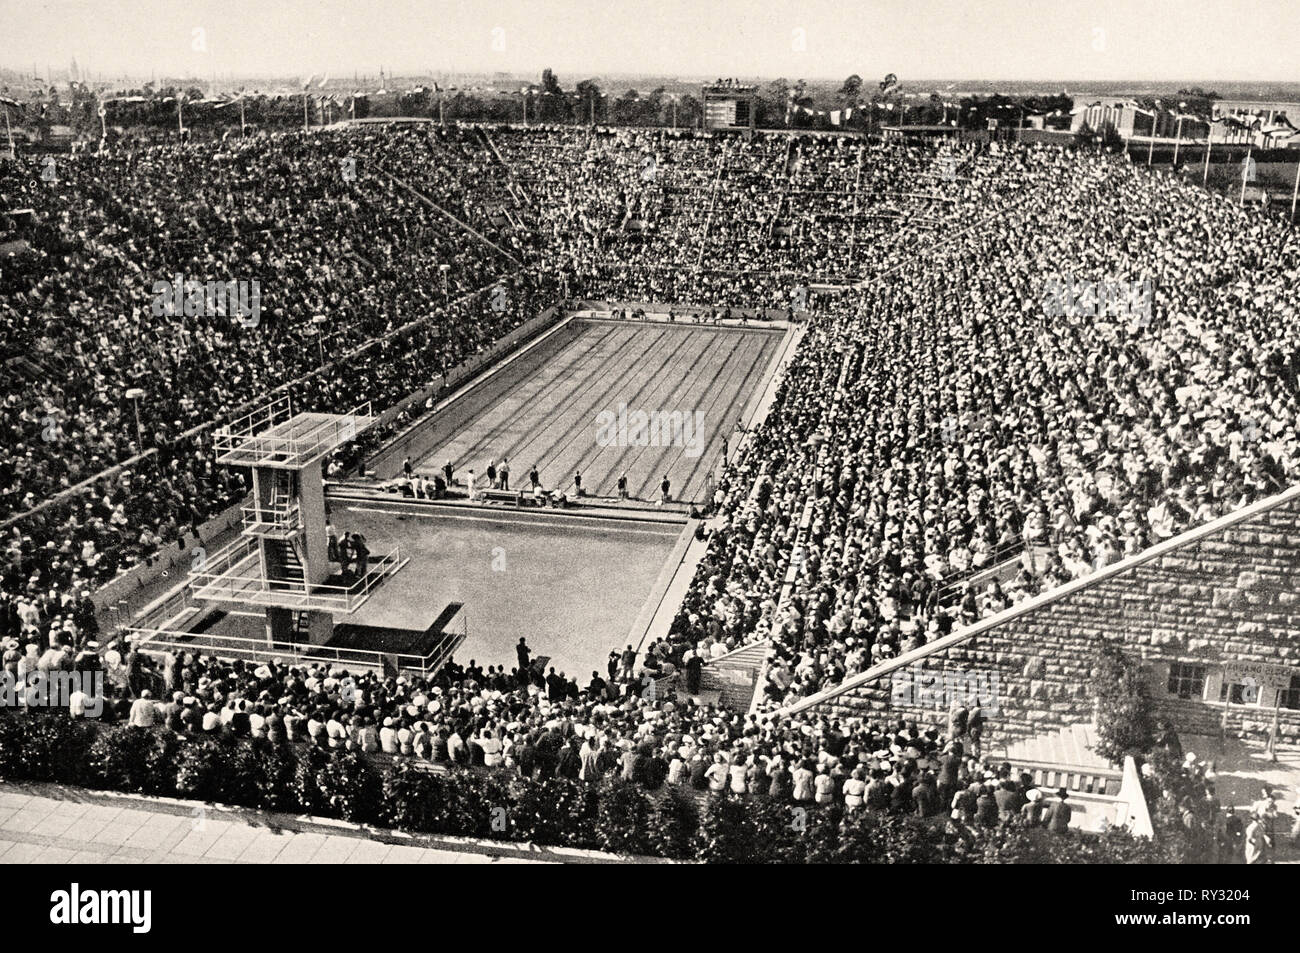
[1069,97,1208,143]
[1211,100,1300,149]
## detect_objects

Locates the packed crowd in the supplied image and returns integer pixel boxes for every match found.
[10,624,1296,854]
[656,142,1300,710]
[496,127,1014,308]
[2,123,1299,764]
[0,124,563,656]
[19,629,1093,827]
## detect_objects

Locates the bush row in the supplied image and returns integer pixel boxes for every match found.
[0,713,1180,863]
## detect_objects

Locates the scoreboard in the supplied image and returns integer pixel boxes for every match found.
[702,83,756,133]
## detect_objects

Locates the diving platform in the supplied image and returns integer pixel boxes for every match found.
[192,395,404,645]
[214,395,376,469]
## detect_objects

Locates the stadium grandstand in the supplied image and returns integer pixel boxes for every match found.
[1,91,1299,869]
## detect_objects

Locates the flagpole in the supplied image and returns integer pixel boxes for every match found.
[1241,144,1251,205]
[1290,157,1299,222]
[1203,132,1212,188]
[1147,115,1155,166]
[1173,115,1183,165]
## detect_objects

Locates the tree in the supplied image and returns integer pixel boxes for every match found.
[538,68,567,122]
[575,79,603,125]
[675,94,703,131]
[1097,121,1125,151]
[1174,88,1219,120]
[649,786,699,859]
[611,89,648,125]
[1091,642,1156,762]
[838,74,863,105]
[788,79,814,129]
[765,78,791,127]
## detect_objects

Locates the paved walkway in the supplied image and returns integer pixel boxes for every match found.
[0,783,644,865]
[1186,734,1300,810]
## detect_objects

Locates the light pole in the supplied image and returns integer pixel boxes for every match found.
[1203,126,1213,187]
[310,314,328,365]
[1173,101,1186,166]
[1241,144,1253,206]
[1147,100,1159,166]
[125,387,146,448]
[1291,158,1300,222]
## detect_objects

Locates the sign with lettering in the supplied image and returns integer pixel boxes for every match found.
[1223,660,1292,693]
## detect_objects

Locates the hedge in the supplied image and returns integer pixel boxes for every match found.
[0,712,1183,863]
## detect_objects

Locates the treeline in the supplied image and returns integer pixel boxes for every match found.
[4,71,1083,142]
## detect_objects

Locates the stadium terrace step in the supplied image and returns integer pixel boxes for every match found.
[995,723,1123,796]
[655,640,771,713]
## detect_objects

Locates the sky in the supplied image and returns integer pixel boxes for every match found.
[2,0,1298,83]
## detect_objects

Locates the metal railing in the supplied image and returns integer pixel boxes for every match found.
[129,584,201,635]
[189,537,407,613]
[934,534,1028,606]
[213,399,374,467]
[240,499,301,536]
[217,393,294,443]
[127,624,458,679]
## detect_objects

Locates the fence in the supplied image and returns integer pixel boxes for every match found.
[129,612,465,680]
[188,537,407,613]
